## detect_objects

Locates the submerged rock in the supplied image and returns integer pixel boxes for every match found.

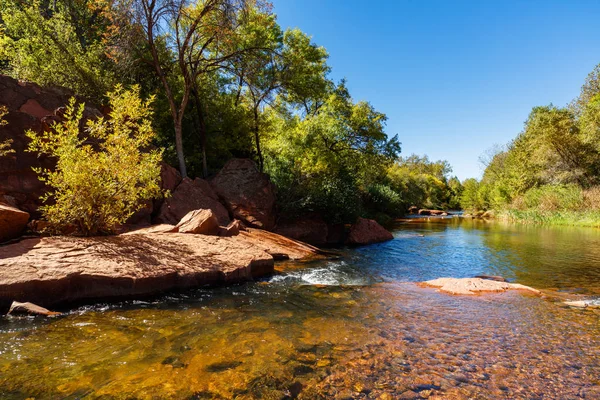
[347,217,393,246]
[422,277,540,295]
[564,299,600,308]
[0,228,318,307]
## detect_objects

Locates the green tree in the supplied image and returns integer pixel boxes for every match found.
[0,0,123,100]
[134,0,270,178]
[26,85,163,235]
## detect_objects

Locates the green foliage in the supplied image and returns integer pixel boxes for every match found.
[465,62,600,221]
[263,81,400,223]
[516,185,584,212]
[386,155,459,210]
[1,0,463,226]
[0,0,120,100]
[364,184,404,218]
[26,85,163,235]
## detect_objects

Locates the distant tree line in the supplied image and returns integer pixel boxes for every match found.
[461,64,600,223]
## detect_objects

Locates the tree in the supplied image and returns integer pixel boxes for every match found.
[0,0,124,100]
[26,85,163,235]
[134,0,267,178]
[233,26,330,170]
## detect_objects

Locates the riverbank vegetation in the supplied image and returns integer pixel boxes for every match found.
[0,0,460,232]
[461,64,600,226]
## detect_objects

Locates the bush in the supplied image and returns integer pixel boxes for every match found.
[365,184,404,217]
[520,185,584,211]
[26,85,163,235]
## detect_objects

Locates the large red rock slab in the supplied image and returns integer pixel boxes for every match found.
[346,218,393,246]
[155,177,230,226]
[0,228,319,308]
[0,203,29,242]
[210,158,276,231]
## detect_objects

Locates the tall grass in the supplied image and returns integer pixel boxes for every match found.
[496,184,600,227]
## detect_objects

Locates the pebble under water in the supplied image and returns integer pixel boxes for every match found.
[0,218,599,399]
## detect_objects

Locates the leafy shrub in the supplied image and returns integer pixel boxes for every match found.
[520,185,584,211]
[365,184,404,217]
[26,85,163,235]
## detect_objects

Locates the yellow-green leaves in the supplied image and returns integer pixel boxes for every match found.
[26,85,163,236]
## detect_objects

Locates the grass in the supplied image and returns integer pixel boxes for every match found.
[497,209,600,228]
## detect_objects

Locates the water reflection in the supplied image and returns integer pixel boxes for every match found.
[0,219,599,398]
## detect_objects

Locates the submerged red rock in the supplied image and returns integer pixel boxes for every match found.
[422,277,540,295]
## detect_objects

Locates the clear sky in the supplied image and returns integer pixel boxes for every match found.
[273,0,600,180]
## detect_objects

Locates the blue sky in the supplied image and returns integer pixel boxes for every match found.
[274,0,600,180]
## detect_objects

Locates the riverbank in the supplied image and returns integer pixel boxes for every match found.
[495,209,600,228]
[0,226,323,312]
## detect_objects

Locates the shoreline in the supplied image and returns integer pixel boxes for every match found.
[0,226,324,313]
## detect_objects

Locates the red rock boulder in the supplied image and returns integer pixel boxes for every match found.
[0,203,29,242]
[219,219,243,237]
[175,209,220,235]
[0,75,102,216]
[210,158,276,231]
[346,217,393,246]
[155,177,230,226]
[418,209,446,216]
[275,216,329,246]
[159,161,182,192]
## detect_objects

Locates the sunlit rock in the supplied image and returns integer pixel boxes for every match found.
[422,277,540,295]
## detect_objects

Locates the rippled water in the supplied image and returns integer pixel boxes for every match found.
[1,218,599,399]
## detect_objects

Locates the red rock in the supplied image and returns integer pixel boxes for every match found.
[155,177,230,226]
[211,158,276,230]
[418,209,446,216]
[8,301,60,316]
[0,228,318,307]
[0,203,29,242]
[219,219,242,237]
[0,75,102,216]
[422,277,540,295]
[160,162,182,192]
[326,223,346,245]
[275,216,329,246]
[346,217,393,246]
[18,99,51,119]
[175,209,219,235]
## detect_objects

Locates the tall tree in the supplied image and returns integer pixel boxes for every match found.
[134,0,266,177]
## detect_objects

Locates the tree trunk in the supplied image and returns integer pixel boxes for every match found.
[192,87,208,178]
[174,119,187,178]
[253,106,263,172]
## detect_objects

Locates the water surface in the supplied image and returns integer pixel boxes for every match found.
[1,218,599,399]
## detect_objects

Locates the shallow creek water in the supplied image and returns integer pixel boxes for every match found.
[1,218,599,399]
